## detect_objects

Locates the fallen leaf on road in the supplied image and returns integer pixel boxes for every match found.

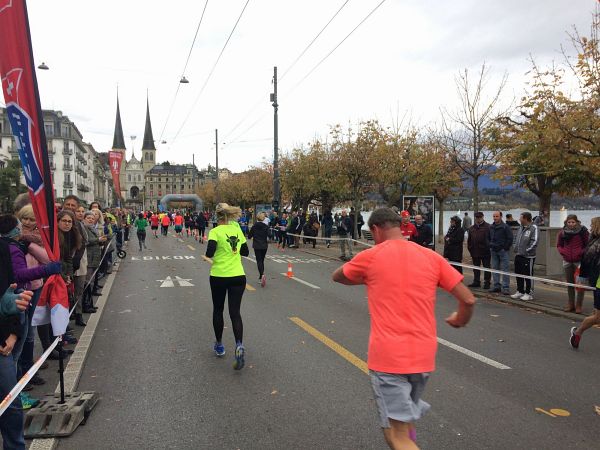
[498,339,505,342]
[118,309,132,314]
[595,405,600,415]
[490,314,500,318]
[331,320,335,324]
[271,390,278,395]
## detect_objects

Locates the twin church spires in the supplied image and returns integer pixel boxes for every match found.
[111,92,156,173]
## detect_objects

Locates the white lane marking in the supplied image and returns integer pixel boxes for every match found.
[175,276,194,287]
[437,337,511,370]
[243,256,257,263]
[279,273,321,289]
[158,276,175,287]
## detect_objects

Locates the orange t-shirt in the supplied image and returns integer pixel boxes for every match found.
[161,216,171,226]
[343,239,463,374]
[174,215,184,226]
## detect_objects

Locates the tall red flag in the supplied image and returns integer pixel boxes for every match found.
[109,150,123,200]
[0,0,69,335]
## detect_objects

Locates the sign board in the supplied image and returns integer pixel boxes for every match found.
[402,195,435,250]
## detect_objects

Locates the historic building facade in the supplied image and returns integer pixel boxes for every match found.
[0,107,111,206]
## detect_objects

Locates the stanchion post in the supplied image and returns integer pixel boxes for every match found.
[58,338,65,404]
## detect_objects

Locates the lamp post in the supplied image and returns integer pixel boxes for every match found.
[271,66,280,214]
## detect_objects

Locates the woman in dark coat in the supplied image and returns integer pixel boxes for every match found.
[248,212,269,287]
[444,215,465,273]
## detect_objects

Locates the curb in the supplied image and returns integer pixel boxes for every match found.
[29,251,124,450]
[475,290,582,322]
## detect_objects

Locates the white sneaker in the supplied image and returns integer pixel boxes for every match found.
[510,292,524,299]
[521,293,533,301]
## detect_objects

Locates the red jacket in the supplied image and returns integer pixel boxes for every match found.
[400,222,418,239]
[557,227,589,263]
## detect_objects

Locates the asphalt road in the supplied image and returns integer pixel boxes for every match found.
[55,232,600,450]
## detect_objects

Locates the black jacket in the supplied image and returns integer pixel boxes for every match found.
[248,222,269,250]
[0,239,21,343]
[412,224,433,247]
[444,219,464,261]
[489,221,513,252]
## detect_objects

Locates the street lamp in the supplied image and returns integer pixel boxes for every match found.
[37,62,49,70]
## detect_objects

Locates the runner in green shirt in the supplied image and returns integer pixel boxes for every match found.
[205,203,249,370]
[134,213,148,251]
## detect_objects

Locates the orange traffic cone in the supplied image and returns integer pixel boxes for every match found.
[287,262,294,278]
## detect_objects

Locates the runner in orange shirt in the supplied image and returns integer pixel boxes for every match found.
[333,207,475,450]
[174,212,184,237]
[160,213,170,237]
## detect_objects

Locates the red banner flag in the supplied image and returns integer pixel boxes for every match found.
[109,150,123,199]
[0,0,69,335]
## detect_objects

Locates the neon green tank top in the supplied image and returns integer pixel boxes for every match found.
[208,223,246,277]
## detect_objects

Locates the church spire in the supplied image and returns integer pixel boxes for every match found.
[142,95,156,150]
[112,92,126,150]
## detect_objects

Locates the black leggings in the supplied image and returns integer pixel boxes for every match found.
[254,248,267,277]
[278,230,287,248]
[210,275,246,343]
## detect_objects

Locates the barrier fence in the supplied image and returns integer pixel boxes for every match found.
[0,235,118,417]
[284,232,596,291]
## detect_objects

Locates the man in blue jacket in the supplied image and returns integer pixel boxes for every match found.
[488,211,513,294]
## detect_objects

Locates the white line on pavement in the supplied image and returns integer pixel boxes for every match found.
[243,256,257,263]
[437,337,511,370]
[279,273,321,289]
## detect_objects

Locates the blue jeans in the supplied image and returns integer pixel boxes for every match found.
[491,249,510,292]
[18,288,42,377]
[0,353,25,450]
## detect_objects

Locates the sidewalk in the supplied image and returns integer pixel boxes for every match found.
[285,237,593,321]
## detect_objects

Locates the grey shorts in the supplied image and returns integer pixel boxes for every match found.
[369,371,431,428]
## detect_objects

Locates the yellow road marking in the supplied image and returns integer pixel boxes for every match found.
[246,284,256,291]
[289,317,368,375]
[549,408,570,417]
[187,245,196,251]
[535,408,556,417]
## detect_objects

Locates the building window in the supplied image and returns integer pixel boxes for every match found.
[128,174,131,182]
[166,184,169,190]
[65,173,71,182]
[137,174,141,182]
[181,185,184,191]
[158,184,161,189]
[45,123,54,136]
[63,189,67,198]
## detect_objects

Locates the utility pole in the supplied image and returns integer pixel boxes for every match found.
[215,129,219,204]
[271,66,280,214]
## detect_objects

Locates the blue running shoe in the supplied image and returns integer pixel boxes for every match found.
[233,343,245,370]
[213,342,225,357]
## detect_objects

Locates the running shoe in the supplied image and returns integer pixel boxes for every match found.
[213,342,226,357]
[234,343,245,370]
[570,327,580,349]
[510,292,524,299]
[521,293,533,301]
[20,392,39,410]
[261,274,266,288]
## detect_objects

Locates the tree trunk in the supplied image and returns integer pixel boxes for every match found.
[437,196,445,245]
[472,175,479,213]
[538,192,552,224]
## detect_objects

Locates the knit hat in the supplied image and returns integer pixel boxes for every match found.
[400,210,410,218]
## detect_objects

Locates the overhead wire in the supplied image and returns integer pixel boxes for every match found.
[158,0,210,143]
[223,0,352,141]
[170,0,251,145]
[227,0,387,145]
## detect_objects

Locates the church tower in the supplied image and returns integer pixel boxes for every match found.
[142,96,156,174]
[111,93,127,199]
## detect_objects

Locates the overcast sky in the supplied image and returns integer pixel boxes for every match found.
[13,0,598,172]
